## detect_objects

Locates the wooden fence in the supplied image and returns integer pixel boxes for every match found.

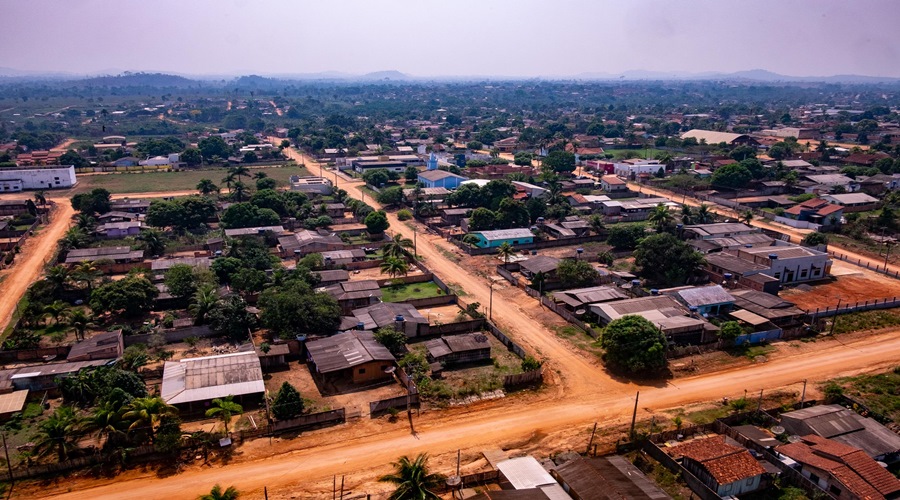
[482,320,528,360]
[269,408,346,434]
[503,369,543,388]
[369,393,421,417]
[398,295,457,308]
[0,345,71,365]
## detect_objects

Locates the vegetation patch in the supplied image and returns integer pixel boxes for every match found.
[826,366,900,422]
[381,281,444,302]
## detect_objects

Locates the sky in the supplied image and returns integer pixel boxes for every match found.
[2,0,899,78]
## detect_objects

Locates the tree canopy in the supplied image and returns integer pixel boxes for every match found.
[633,233,705,287]
[600,315,667,375]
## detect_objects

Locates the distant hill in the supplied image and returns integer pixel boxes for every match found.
[72,72,198,87]
[572,68,900,83]
[360,70,410,81]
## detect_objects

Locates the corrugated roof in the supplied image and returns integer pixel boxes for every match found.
[729,309,770,326]
[0,390,28,415]
[351,302,426,330]
[553,456,671,500]
[669,436,766,485]
[552,286,627,308]
[781,404,900,458]
[473,228,534,240]
[67,330,122,361]
[161,352,264,405]
[520,256,561,274]
[150,256,211,271]
[306,330,395,373]
[675,285,735,307]
[497,457,557,490]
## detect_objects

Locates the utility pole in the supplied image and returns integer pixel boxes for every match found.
[629,391,640,440]
[586,422,598,454]
[800,380,808,408]
[757,389,764,413]
[885,242,892,270]
[2,433,11,482]
[489,281,494,320]
[829,297,842,336]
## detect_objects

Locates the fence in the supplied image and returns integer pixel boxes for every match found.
[0,345,71,365]
[483,321,528,359]
[269,408,346,434]
[376,273,434,287]
[369,393,421,417]
[503,369,543,388]
[828,249,900,279]
[429,318,486,336]
[450,233,609,256]
[806,296,900,323]
[8,444,157,480]
[399,295,457,308]
[124,325,216,346]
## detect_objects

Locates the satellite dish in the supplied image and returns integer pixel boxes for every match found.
[384,366,396,374]
[575,309,586,316]
[787,435,802,443]
[446,476,461,488]
[771,426,785,435]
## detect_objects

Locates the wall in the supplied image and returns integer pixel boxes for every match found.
[124,325,215,347]
[0,346,71,365]
[398,295,457,308]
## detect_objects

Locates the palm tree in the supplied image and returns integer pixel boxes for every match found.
[378,453,445,500]
[253,171,267,180]
[71,261,102,292]
[43,300,70,325]
[189,284,219,325]
[32,406,82,463]
[84,396,130,450]
[680,204,695,225]
[34,190,47,210]
[221,172,236,194]
[380,257,409,278]
[60,227,88,251]
[205,395,243,434]
[199,484,240,500]
[588,214,605,235]
[76,213,97,231]
[65,309,95,341]
[229,165,250,182]
[741,210,754,225]
[122,396,178,443]
[230,181,248,202]
[196,179,218,197]
[45,265,70,292]
[696,204,713,224]
[383,233,414,260]
[648,204,674,233]
[496,241,515,264]
[137,227,166,256]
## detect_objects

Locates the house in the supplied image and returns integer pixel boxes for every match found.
[784,198,844,225]
[590,295,719,345]
[139,154,179,167]
[758,127,819,140]
[65,247,145,273]
[0,359,110,392]
[844,152,891,167]
[613,160,666,179]
[441,208,471,225]
[95,221,142,239]
[680,129,759,146]
[403,186,450,202]
[600,175,628,192]
[320,249,366,266]
[341,302,429,337]
[0,200,30,216]
[518,256,561,280]
[730,289,806,336]
[110,199,151,213]
[551,286,628,311]
[552,455,672,500]
[777,435,900,499]
[803,174,859,193]
[278,230,344,257]
[683,222,759,241]
[0,390,29,421]
[779,405,900,462]
[317,280,382,314]
[543,217,591,238]
[161,351,265,413]
[495,457,572,498]
[256,342,290,371]
[0,165,77,191]
[669,436,768,497]
[351,160,407,175]
[313,269,350,286]
[66,330,124,362]
[494,136,520,153]
[705,244,832,287]
[822,193,879,213]
[289,175,333,195]
[425,333,492,365]
[511,181,548,199]
[470,228,534,248]
[321,203,346,218]
[668,285,735,316]
[223,225,285,238]
[96,211,143,224]
[601,198,674,221]
[417,170,468,189]
[149,256,211,273]
[305,330,396,385]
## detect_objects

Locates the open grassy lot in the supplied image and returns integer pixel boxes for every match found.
[603,148,665,159]
[381,281,445,302]
[827,366,900,422]
[74,163,309,194]
[828,309,900,335]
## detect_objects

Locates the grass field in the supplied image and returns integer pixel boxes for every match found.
[381,281,444,302]
[828,366,900,422]
[603,148,665,159]
[74,164,310,194]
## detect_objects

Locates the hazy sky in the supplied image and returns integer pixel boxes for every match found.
[2,0,899,77]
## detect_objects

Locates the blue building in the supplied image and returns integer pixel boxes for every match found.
[426,152,438,171]
[671,285,735,316]
[417,169,469,189]
[470,228,534,248]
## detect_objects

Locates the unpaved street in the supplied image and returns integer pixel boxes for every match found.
[0,201,73,330]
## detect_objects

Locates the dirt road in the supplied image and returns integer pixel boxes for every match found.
[45,327,900,500]
[0,202,74,330]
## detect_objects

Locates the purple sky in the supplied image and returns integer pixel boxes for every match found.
[1,0,898,77]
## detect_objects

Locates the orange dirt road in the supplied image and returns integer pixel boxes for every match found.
[46,328,900,500]
[0,201,74,330]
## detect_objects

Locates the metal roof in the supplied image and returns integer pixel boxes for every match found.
[161,351,264,405]
[520,256,561,274]
[552,286,627,308]
[150,256,211,271]
[781,405,900,458]
[684,222,756,238]
[496,457,557,490]
[350,302,427,330]
[0,390,28,415]
[675,285,735,308]
[223,226,284,237]
[473,228,534,240]
[306,330,395,373]
[553,456,671,500]
[66,330,122,361]
[729,309,770,326]
[425,333,490,359]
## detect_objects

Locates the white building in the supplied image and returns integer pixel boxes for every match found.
[139,153,180,167]
[0,165,77,191]
[290,175,333,194]
[614,159,665,179]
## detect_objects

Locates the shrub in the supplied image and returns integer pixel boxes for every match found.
[397,209,412,221]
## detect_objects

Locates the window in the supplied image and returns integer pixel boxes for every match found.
[809,473,819,484]
[829,486,841,495]
[800,269,808,278]
[774,272,781,279]
[746,477,755,486]
[358,368,366,374]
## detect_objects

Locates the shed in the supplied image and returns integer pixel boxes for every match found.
[66,330,123,362]
[425,333,491,365]
[0,390,29,420]
[305,330,396,385]
[552,455,671,499]
[161,351,265,412]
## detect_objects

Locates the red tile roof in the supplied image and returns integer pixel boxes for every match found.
[670,436,767,485]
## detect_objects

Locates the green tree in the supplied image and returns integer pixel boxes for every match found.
[468,207,497,231]
[381,257,410,278]
[514,152,533,166]
[495,198,530,229]
[230,268,267,295]
[221,203,281,229]
[801,232,828,247]
[196,179,218,196]
[383,233,414,260]
[600,315,667,375]
[199,484,240,500]
[32,406,83,462]
[271,381,304,421]
[362,168,390,187]
[710,163,752,189]
[634,233,705,287]
[695,204,713,224]
[364,210,390,234]
[258,283,341,338]
[65,308,95,341]
[71,188,112,215]
[182,147,202,166]
[207,295,257,342]
[374,325,408,356]
[557,259,600,288]
[542,150,576,173]
[165,264,204,300]
[90,275,159,317]
[729,145,757,162]
[198,136,231,160]
[719,321,744,343]
[607,224,645,250]
[205,395,243,434]
[648,204,674,233]
[189,284,219,325]
[378,453,446,500]
[404,166,419,183]
[137,227,167,256]
[42,300,69,325]
[377,185,405,206]
[496,241,515,264]
[122,396,178,444]
[70,261,102,293]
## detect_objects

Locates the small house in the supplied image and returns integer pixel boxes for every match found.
[469,228,534,248]
[278,230,344,257]
[417,170,469,189]
[320,249,366,266]
[66,330,124,362]
[441,208,471,225]
[551,286,628,311]
[313,269,350,287]
[305,330,396,385]
[341,302,429,338]
[425,333,491,365]
[821,192,879,213]
[0,390,29,421]
[669,285,735,316]
[518,256,561,281]
[317,280,382,314]
[552,456,672,500]
[600,175,628,192]
[95,221,142,239]
[161,351,265,413]
[669,436,767,497]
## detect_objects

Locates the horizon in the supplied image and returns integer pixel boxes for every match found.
[1,0,898,79]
